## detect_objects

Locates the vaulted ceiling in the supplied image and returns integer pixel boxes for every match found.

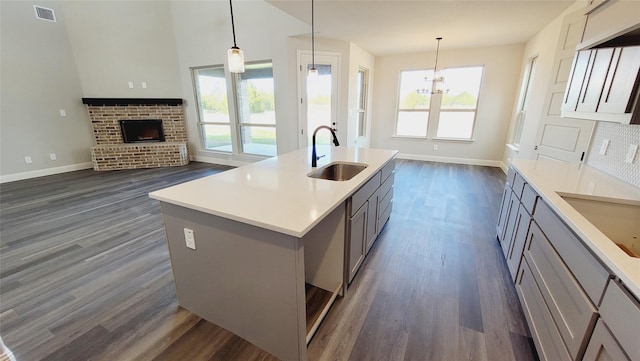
[267,0,576,55]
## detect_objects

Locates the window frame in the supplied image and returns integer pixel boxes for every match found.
[394,68,434,138]
[433,65,484,141]
[192,64,234,153]
[511,56,538,148]
[232,61,278,157]
[191,60,278,157]
[356,67,369,139]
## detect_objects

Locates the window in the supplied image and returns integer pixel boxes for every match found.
[395,70,433,137]
[235,63,277,156]
[356,68,369,138]
[193,61,277,157]
[512,57,537,146]
[395,66,484,140]
[435,66,483,139]
[193,66,232,151]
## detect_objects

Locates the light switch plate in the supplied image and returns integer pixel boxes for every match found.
[184,228,196,250]
[625,144,638,163]
[599,139,610,155]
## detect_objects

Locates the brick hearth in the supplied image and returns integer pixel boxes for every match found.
[82,98,189,171]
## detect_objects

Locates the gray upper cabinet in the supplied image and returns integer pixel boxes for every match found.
[562,45,640,124]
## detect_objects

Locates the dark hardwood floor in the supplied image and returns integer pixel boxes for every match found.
[0,160,537,361]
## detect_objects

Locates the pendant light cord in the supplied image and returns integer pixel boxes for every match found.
[311,0,315,68]
[230,0,238,47]
[434,37,442,74]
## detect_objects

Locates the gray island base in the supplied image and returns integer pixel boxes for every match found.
[150,147,397,361]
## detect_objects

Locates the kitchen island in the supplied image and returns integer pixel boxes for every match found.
[149,146,397,361]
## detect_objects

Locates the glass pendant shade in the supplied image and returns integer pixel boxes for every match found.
[308,67,318,80]
[228,47,245,73]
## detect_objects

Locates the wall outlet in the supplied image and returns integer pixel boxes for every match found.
[599,139,610,155]
[128,81,134,89]
[184,228,196,250]
[49,153,57,160]
[59,109,67,117]
[24,156,32,164]
[141,82,147,89]
[433,144,438,151]
[625,144,638,163]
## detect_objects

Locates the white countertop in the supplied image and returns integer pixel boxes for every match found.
[149,147,398,238]
[512,159,640,298]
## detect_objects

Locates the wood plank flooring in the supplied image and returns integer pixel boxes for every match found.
[0,160,538,361]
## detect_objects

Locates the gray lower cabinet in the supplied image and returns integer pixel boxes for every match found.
[524,221,598,360]
[588,280,640,361]
[347,159,395,284]
[498,169,537,281]
[494,167,640,361]
[517,259,572,361]
[582,319,630,361]
[348,201,367,283]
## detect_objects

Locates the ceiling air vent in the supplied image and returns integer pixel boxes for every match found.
[33,5,56,22]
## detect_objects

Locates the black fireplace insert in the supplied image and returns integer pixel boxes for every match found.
[119,119,165,143]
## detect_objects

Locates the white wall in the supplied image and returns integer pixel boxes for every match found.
[0,1,93,181]
[62,1,182,97]
[170,1,309,165]
[371,44,524,166]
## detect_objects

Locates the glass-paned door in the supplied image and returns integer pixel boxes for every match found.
[298,52,339,148]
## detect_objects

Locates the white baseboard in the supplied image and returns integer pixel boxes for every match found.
[0,162,94,184]
[397,153,505,169]
[193,154,252,168]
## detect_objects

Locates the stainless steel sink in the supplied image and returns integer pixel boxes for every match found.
[308,162,368,181]
[558,192,640,258]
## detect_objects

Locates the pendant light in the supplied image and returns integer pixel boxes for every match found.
[432,37,445,94]
[227,0,245,73]
[308,0,318,79]
[417,37,447,94]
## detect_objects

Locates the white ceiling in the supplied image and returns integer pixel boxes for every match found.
[266,0,577,55]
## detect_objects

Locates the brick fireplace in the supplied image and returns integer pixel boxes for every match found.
[82,98,189,171]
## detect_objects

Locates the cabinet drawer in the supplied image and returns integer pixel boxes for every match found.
[534,201,610,304]
[380,171,394,198]
[506,167,517,187]
[378,186,393,219]
[525,222,597,359]
[516,260,572,361]
[512,173,526,200]
[380,159,395,183]
[521,184,538,215]
[351,171,381,216]
[599,280,640,361]
[378,200,392,231]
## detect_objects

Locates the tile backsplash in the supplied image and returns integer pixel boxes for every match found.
[586,122,640,188]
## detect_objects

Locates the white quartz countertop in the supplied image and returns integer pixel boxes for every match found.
[149,147,398,238]
[512,159,640,298]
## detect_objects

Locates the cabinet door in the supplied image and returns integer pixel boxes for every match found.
[563,50,592,112]
[501,190,520,257]
[582,319,630,361]
[506,205,531,281]
[365,188,379,254]
[576,48,615,113]
[348,202,367,283]
[598,46,640,114]
[496,185,512,242]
